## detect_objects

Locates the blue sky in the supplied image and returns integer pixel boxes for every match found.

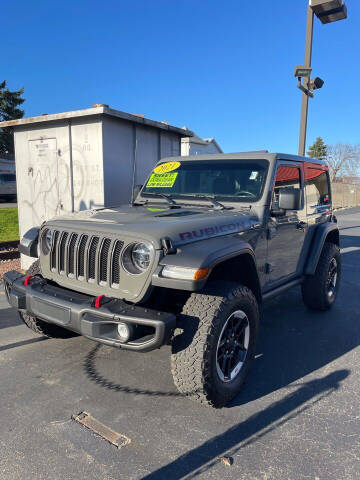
[4,0,359,154]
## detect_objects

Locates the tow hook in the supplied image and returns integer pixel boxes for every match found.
[24,275,33,286]
[94,295,105,309]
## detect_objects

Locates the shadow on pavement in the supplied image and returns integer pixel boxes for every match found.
[140,369,349,480]
[83,343,182,397]
[340,234,360,250]
[0,336,47,352]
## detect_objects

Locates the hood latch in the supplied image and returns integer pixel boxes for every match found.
[161,237,177,255]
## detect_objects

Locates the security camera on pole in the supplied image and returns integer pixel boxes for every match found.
[296,0,347,157]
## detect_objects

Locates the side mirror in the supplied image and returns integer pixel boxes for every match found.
[278,187,301,211]
[132,184,143,200]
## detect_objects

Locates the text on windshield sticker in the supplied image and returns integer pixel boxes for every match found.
[147,172,178,188]
[154,161,181,174]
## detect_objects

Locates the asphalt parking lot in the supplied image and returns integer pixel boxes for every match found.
[0,208,359,480]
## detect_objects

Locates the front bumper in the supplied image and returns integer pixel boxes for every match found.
[3,271,176,352]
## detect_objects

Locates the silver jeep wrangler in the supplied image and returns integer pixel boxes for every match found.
[4,152,340,407]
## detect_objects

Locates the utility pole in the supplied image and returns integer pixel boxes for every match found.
[298,6,314,156]
[295,0,347,157]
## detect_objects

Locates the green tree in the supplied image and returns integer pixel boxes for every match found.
[307,137,327,160]
[0,80,25,154]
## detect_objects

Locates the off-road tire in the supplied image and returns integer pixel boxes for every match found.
[19,260,77,338]
[301,242,341,311]
[171,283,259,408]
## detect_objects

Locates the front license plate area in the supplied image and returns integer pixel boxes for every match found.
[31,298,71,325]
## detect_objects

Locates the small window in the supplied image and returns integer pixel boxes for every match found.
[305,167,330,211]
[273,165,301,209]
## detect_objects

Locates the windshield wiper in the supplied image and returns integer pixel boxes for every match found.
[177,194,232,210]
[141,192,179,206]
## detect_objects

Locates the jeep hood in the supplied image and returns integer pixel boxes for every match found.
[46,204,260,248]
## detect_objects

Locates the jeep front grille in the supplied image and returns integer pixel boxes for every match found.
[51,231,60,270]
[68,233,78,275]
[99,238,111,283]
[111,240,123,285]
[88,236,99,280]
[59,232,69,273]
[77,235,88,278]
[49,230,124,287]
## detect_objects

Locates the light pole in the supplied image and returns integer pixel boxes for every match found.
[296,0,348,157]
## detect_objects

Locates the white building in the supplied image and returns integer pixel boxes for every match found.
[181,128,223,156]
[0,104,191,268]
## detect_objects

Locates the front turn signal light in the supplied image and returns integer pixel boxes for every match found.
[193,267,210,281]
[161,266,210,281]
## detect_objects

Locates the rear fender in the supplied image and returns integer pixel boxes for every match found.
[304,222,340,275]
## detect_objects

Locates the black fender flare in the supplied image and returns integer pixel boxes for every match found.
[19,227,40,258]
[304,222,340,276]
[152,235,260,292]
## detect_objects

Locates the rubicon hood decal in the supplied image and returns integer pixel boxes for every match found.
[46,205,260,248]
[178,220,255,243]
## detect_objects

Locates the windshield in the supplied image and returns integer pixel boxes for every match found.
[141,160,268,203]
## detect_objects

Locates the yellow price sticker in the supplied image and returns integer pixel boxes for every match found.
[147,172,178,188]
[154,161,181,174]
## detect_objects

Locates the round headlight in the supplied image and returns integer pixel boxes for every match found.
[41,229,53,255]
[132,243,151,271]
[122,242,152,274]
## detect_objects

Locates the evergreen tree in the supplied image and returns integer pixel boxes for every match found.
[0,80,25,154]
[307,137,327,160]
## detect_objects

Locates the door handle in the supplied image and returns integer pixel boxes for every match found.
[296,221,306,231]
